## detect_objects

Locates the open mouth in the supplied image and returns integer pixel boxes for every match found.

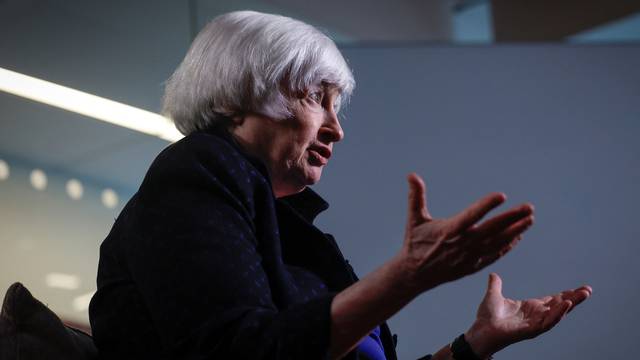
[307,149,328,166]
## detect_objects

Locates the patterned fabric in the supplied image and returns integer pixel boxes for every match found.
[89,126,398,360]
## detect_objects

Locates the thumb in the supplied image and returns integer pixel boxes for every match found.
[406,173,432,226]
[486,272,503,297]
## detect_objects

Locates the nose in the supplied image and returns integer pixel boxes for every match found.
[320,110,344,143]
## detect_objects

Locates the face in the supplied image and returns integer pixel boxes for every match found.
[231,84,344,198]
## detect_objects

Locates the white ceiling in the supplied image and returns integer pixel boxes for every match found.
[0,0,191,191]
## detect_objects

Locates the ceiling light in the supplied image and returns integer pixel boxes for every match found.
[0,67,183,142]
[66,178,84,200]
[101,188,119,209]
[0,159,9,180]
[45,272,80,290]
[30,168,47,191]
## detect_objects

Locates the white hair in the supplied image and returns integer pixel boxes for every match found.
[162,10,355,135]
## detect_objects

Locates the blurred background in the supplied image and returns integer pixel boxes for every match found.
[1,0,638,358]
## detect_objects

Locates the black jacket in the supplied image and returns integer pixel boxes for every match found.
[89,127,398,359]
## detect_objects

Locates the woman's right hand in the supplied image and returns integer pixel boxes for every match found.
[397,173,535,293]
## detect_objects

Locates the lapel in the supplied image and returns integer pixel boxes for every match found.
[277,189,399,360]
[276,189,356,292]
[201,126,356,291]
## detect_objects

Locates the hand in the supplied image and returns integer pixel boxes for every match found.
[465,273,593,357]
[398,173,534,292]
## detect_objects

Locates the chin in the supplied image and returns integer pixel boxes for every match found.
[280,164,323,192]
[304,167,323,185]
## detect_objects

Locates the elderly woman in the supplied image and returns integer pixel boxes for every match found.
[89,10,591,360]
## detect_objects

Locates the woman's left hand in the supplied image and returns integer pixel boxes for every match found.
[464,273,592,358]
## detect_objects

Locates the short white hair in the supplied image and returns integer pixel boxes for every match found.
[162,10,355,135]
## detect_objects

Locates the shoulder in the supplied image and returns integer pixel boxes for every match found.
[137,130,273,218]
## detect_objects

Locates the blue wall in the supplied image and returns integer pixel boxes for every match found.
[312,44,640,359]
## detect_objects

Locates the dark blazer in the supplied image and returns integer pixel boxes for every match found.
[89,127,398,359]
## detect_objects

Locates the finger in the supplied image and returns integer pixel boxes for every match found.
[447,192,507,235]
[498,235,521,257]
[563,286,593,312]
[487,272,503,296]
[471,233,523,271]
[469,216,531,260]
[406,173,432,226]
[488,215,534,250]
[540,295,554,303]
[572,285,593,297]
[541,300,572,331]
[470,203,534,239]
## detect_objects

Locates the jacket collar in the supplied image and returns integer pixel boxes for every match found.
[278,187,329,224]
[202,124,329,224]
[202,124,272,181]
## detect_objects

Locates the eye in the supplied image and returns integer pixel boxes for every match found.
[308,90,324,104]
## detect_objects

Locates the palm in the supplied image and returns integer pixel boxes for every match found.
[470,273,592,355]
[482,296,560,337]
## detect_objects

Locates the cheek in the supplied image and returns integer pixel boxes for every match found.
[270,117,320,169]
[285,131,314,161]
[271,137,306,169]
[292,143,311,166]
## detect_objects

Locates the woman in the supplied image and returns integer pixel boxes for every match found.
[89,11,591,360]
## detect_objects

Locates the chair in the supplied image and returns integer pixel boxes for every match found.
[0,282,98,360]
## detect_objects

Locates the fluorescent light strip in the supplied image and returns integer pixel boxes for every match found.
[0,67,183,142]
[45,272,80,290]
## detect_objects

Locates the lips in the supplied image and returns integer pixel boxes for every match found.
[308,146,332,166]
[310,145,332,160]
